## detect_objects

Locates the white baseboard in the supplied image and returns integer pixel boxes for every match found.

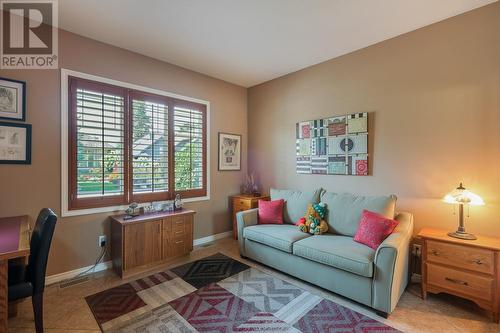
[45,260,113,286]
[45,231,232,285]
[193,231,232,246]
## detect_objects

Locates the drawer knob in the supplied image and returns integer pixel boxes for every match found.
[472,259,484,265]
[445,277,468,286]
[431,250,440,256]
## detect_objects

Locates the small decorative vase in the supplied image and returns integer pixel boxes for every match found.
[174,194,183,211]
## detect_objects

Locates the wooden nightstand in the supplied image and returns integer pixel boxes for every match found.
[230,194,270,239]
[419,228,500,322]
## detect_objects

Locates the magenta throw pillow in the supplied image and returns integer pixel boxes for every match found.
[258,199,284,225]
[353,210,399,250]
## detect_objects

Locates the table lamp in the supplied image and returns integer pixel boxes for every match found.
[443,182,484,240]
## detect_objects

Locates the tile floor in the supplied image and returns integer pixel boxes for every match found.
[7,237,500,333]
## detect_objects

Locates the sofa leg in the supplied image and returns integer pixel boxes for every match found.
[375,310,389,319]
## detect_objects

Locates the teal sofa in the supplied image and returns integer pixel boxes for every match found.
[236,188,414,317]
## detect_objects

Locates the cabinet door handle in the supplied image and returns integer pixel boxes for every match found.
[431,250,440,256]
[445,277,468,286]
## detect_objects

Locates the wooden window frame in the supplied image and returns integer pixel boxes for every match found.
[67,76,207,211]
[172,100,207,199]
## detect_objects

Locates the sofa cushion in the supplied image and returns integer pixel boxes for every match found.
[270,188,322,224]
[258,199,284,224]
[243,224,311,253]
[354,210,399,250]
[293,234,375,277]
[321,192,397,237]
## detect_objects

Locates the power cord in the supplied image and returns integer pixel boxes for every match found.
[74,245,107,278]
[58,245,107,287]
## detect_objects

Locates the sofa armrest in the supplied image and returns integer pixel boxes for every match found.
[236,208,258,255]
[372,212,414,314]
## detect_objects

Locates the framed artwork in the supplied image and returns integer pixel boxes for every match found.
[0,77,26,121]
[0,122,32,164]
[296,112,369,176]
[218,132,241,171]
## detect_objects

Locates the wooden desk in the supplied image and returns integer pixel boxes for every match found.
[0,216,30,332]
[419,228,500,322]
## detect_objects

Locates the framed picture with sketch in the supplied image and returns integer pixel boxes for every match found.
[218,132,241,171]
[0,77,26,121]
[0,122,31,164]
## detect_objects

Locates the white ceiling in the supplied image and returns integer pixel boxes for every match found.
[59,0,497,87]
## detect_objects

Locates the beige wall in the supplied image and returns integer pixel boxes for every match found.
[1,3,499,276]
[0,30,247,275]
[248,3,500,237]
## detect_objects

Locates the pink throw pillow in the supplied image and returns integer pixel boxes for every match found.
[354,210,399,250]
[258,199,284,225]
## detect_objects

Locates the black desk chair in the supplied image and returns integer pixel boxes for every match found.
[8,208,57,333]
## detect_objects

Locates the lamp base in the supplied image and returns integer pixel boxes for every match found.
[448,231,477,240]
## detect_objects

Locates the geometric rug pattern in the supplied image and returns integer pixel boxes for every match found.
[86,253,401,332]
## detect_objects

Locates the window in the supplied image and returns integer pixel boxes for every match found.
[174,103,206,197]
[67,76,207,211]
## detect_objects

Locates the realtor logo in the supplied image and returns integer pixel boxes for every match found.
[1,0,58,69]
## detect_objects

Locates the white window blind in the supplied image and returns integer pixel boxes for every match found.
[131,99,169,194]
[75,88,125,198]
[174,106,204,191]
[67,74,208,211]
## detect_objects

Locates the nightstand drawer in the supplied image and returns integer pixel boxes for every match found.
[235,198,252,206]
[426,240,494,274]
[233,202,252,213]
[427,263,493,301]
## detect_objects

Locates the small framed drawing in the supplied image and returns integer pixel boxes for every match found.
[218,132,241,171]
[0,122,32,164]
[0,77,26,121]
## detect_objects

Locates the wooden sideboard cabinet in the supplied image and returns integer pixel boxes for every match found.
[111,209,194,278]
[419,228,500,322]
[230,194,269,239]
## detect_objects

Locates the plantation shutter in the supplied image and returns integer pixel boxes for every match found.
[69,77,127,209]
[131,93,170,201]
[173,102,206,197]
[68,76,208,211]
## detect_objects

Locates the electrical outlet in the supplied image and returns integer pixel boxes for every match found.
[412,244,422,257]
[98,235,107,248]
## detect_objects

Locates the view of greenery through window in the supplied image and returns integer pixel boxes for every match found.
[174,106,204,191]
[132,100,169,193]
[76,89,203,198]
[76,90,125,197]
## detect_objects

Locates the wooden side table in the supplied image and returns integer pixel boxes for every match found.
[230,194,270,239]
[419,228,500,322]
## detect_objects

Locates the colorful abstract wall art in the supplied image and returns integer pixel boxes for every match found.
[296,113,369,176]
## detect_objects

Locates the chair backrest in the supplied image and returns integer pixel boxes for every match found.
[28,208,57,294]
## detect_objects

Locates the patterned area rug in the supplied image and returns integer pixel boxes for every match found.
[86,253,400,332]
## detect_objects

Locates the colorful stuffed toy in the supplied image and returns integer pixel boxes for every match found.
[295,217,308,232]
[296,203,329,235]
